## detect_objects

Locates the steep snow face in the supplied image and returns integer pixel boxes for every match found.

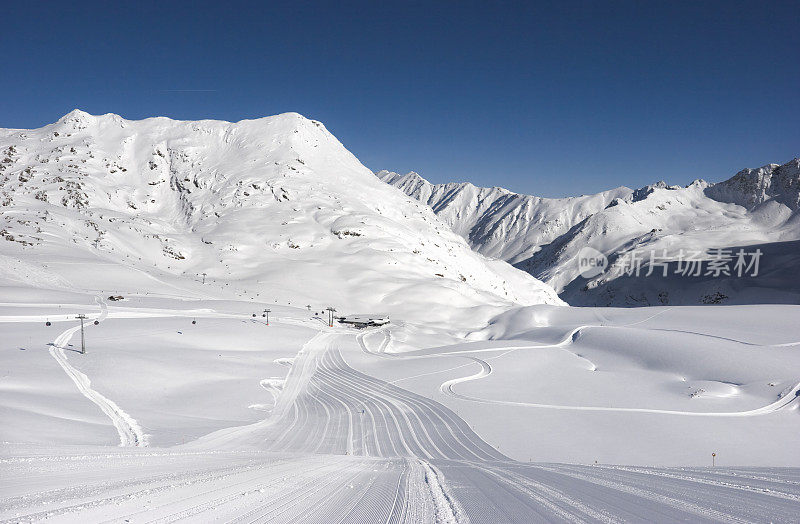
[381,159,800,306]
[377,170,631,263]
[0,110,563,321]
[517,161,800,305]
[705,158,800,211]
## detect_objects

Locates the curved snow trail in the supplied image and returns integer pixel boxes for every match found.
[187,330,341,449]
[7,326,800,522]
[441,355,800,417]
[47,299,147,447]
[360,317,799,419]
[193,331,506,461]
[646,327,800,347]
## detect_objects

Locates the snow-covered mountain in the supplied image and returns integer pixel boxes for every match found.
[0,110,562,322]
[706,159,800,211]
[380,159,800,306]
[3,113,800,520]
[377,170,631,264]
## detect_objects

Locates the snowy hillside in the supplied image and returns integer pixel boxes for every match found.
[0,110,562,323]
[1,113,798,522]
[377,170,631,263]
[706,160,800,210]
[381,159,800,306]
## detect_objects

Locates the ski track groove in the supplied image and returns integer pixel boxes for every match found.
[596,464,800,502]
[360,315,799,418]
[438,344,800,417]
[6,323,799,523]
[4,457,296,523]
[528,463,758,523]
[47,298,147,447]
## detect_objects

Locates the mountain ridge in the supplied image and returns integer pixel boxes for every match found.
[377,169,631,263]
[380,158,800,306]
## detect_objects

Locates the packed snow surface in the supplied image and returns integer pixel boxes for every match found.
[0,112,798,522]
[2,293,798,522]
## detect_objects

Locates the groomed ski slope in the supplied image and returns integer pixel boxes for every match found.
[4,448,800,523]
[2,298,800,523]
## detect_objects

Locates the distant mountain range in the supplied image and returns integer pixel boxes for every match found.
[379,158,800,306]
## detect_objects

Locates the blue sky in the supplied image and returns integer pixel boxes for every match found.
[2,1,797,197]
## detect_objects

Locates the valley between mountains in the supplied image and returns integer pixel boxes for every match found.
[1,111,798,523]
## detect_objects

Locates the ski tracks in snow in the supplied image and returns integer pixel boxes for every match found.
[419,460,467,524]
[47,297,147,447]
[357,320,800,418]
[441,354,800,417]
[6,324,800,523]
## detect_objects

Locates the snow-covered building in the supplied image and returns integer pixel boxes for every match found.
[338,314,389,328]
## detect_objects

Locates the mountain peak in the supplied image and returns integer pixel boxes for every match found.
[59,108,93,121]
[56,108,96,129]
[376,170,431,186]
[0,112,562,318]
[706,158,800,210]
